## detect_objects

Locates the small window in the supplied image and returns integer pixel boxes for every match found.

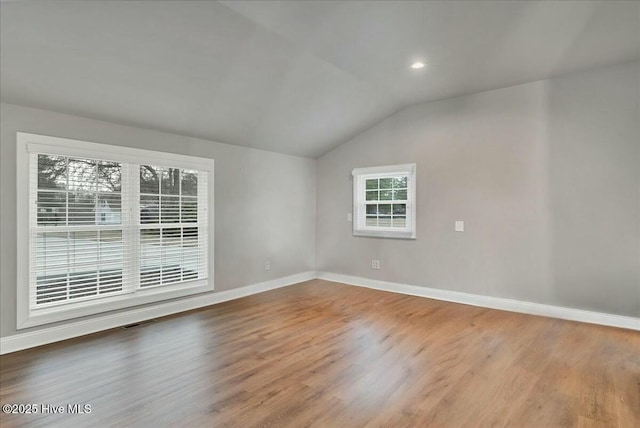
[352,164,416,239]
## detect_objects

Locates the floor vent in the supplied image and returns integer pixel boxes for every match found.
[122,320,156,329]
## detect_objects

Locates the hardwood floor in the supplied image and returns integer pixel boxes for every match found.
[1,280,638,427]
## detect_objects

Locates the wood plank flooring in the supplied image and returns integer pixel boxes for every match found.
[1,280,638,427]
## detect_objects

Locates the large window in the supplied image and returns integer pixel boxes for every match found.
[352,164,416,239]
[17,133,214,328]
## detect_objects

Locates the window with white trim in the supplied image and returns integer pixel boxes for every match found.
[352,164,416,239]
[16,133,214,328]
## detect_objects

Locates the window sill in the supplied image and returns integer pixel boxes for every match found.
[18,279,213,329]
[353,229,416,239]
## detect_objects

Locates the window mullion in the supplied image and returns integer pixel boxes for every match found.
[132,163,141,292]
[198,172,208,279]
[122,163,139,293]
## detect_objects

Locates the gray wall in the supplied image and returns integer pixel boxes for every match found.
[317,61,639,317]
[0,103,316,338]
[1,60,637,340]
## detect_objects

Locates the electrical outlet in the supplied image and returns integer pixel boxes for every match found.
[371,259,380,269]
[265,260,271,271]
[455,220,464,232]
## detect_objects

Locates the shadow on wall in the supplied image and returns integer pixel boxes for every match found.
[545,63,640,317]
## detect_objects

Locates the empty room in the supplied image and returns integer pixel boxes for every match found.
[0,1,638,427]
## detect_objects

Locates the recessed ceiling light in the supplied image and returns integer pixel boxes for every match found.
[411,61,425,69]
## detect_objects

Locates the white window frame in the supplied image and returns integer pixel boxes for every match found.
[352,163,417,239]
[16,132,215,329]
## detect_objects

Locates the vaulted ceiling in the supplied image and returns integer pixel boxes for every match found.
[1,1,638,158]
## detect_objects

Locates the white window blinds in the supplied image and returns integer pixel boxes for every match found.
[31,154,132,307]
[19,133,212,328]
[138,165,206,288]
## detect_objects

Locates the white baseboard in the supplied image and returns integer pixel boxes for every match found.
[0,271,316,355]
[316,272,640,331]
[3,270,637,354]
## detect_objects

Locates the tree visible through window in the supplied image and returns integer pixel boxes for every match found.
[36,155,124,304]
[364,176,408,228]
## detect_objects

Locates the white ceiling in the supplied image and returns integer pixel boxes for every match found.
[1,1,638,158]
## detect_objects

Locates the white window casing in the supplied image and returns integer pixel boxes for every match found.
[352,163,417,239]
[16,132,214,329]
